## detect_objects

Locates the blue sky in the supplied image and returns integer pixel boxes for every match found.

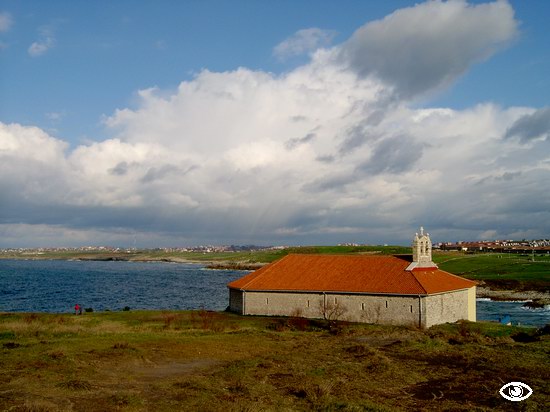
[1,1,414,143]
[1,1,549,247]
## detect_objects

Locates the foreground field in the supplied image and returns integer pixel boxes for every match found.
[1,311,548,411]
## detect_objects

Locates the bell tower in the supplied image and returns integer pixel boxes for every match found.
[407,226,437,271]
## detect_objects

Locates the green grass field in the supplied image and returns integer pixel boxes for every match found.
[434,252,550,292]
[1,310,549,411]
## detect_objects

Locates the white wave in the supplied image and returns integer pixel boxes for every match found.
[520,304,550,313]
[477,298,531,303]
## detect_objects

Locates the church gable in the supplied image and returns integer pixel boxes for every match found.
[407,226,438,271]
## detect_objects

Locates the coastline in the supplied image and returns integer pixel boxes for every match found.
[476,286,550,305]
[75,256,265,270]
[2,255,548,302]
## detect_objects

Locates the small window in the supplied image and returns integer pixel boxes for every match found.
[385,301,388,308]
[410,305,413,313]
[266,298,269,305]
[334,297,337,304]
[361,303,365,311]
[307,300,310,307]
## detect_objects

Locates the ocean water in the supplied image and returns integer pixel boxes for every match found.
[476,298,550,327]
[0,259,245,313]
[0,259,548,327]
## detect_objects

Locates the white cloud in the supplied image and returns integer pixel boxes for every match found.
[46,111,67,123]
[338,0,518,98]
[273,28,337,60]
[0,11,12,32]
[2,1,549,247]
[504,107,550,143]
[28,26,55,57]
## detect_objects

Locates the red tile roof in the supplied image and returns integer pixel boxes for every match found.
[227,254,476,295]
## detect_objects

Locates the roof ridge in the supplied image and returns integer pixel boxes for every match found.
[412,267,477,294]
[431,268,478,286]
[237,254,291,289]
[406,266,429,294]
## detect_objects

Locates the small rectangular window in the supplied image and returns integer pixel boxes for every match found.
[307,300,310,307]
[266,298,269,305]
[385,301,388,308]
[361,303,365,311]
[334,297,337,304]
[410,305,413,313]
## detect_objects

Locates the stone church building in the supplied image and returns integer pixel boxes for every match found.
[227,228,476,328]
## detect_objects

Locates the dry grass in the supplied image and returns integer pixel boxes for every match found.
[1,311,548,411]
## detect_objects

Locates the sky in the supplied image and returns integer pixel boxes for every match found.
[1,0,549,248]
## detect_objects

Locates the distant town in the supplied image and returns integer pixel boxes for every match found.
[2,238,550,255]
[437,239,550,253]
[0,244,284,255]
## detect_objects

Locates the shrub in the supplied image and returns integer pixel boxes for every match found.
[289,308,310,331]
[161,312,179,329]
[200,309,224,332]
[58,378,92,391]
[47,350,66,360]
[24,313,39,323]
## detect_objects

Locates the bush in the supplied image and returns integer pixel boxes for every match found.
[289,308,310,331]
[190,308,225,332]
[85,307,93,313]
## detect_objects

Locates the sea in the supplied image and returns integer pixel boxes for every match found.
[0,259,548,327]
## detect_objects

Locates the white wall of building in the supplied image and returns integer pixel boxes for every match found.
[229,287,476,328]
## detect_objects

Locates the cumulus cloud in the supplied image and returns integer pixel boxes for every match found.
[504,107,550,143]
[338,0,518,98]
[273,28,337,60]
[28,26,55,57]
[356,135,424,175]
[2,1,549,247]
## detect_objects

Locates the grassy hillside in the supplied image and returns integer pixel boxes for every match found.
[434,252,550,292]
[0,245,411,264]
[1,310,548,411]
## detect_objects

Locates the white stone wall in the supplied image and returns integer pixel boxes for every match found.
[423,289,473,328]
[230,289,424,327]
[468,286,477,322]
[242,291,325,318]
[229,287,477,328]
[229,289,244,314]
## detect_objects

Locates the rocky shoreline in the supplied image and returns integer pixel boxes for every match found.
[476,286,550,307]
[204,261,265,270]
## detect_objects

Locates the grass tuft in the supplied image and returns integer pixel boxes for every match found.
[111,341,131,350]
[9,400,60,412]
[57,378,92,391]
